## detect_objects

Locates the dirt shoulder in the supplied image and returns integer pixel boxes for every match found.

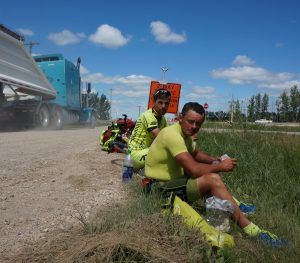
[0,127,127,262]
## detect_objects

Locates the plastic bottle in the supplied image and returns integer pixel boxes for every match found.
[205,196,235,232]
[122,153,133,182]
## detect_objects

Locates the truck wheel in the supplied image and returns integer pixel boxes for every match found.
[51,106,63,130]
[37,104,50,129]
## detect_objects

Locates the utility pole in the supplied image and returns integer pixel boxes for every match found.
[110,88,113,120]
[24,41,40,54]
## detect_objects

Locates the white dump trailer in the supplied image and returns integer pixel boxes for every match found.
[0,25,96,129]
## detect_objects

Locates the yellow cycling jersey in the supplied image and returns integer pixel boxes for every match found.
[128,108,167,151]
[145,122,194,181]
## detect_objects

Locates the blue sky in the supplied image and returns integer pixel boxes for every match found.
[1,0,300,119]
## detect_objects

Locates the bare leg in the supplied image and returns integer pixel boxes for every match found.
[197,173,250,228]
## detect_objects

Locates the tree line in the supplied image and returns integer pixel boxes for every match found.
[82,93,111,120]
[207,85,300,123]
[85,85,300,122]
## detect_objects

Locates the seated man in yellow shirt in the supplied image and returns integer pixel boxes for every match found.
[145,102,287,248]
[128,89,171,169]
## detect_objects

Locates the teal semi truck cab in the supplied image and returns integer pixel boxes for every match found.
[34,54,82,111]
[33,54,96,128]
[0,24,96,129]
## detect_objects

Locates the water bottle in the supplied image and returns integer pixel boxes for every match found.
[122,153,133,182]
[205,196,235,232]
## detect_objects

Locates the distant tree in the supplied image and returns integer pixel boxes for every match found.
[275,99,281,122]
[86,93,111,120]
[98,94,111,120]
[289,85,299,122]
[207,111,216,121]
[261,93,269,119]
[280,90,289,122]
[215,111,226,121]
[227,99,244,122]
[88,92,99,108]
[247,96,255,121]
[255,93,261,119]
[234,99,243,122]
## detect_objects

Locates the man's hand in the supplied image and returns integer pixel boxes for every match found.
[218,158,237,172]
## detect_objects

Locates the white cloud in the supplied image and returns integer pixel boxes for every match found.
[211,61,298,90]
[82,73,152,86]
[17,28,34,36]
[185,86,216,99]
[112,86,149,98]
[211,66,270,84]
[232,55,255,66]
[118,74,152,86]
[192,86,215,94]
[258,80,300,90]
[89,24,130,48]
[79,65,89,75]
[82,72,152,100]
[82,72,154,119]
[48,30,86,46]
[150,21,186,44]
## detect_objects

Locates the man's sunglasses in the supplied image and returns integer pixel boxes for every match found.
[154,89,171,97]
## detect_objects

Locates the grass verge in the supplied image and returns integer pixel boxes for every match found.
[77,181,223,262]
[77,130,299,262]
[197,130,300,262]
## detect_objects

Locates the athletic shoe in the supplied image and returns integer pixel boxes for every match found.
[233,196,256,215]
[257,230,290,249]
[239,202,256,214]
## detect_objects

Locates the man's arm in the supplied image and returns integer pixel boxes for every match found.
[175,151,237,178]
[149,116,167,138]
[192,149,219,164]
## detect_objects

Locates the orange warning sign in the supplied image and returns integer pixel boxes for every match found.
[147,81,181,114]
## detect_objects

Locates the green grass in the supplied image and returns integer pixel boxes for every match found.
[78,130,299,262]
[197,130,300,262]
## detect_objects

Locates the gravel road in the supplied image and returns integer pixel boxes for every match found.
[0,126,126,262]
